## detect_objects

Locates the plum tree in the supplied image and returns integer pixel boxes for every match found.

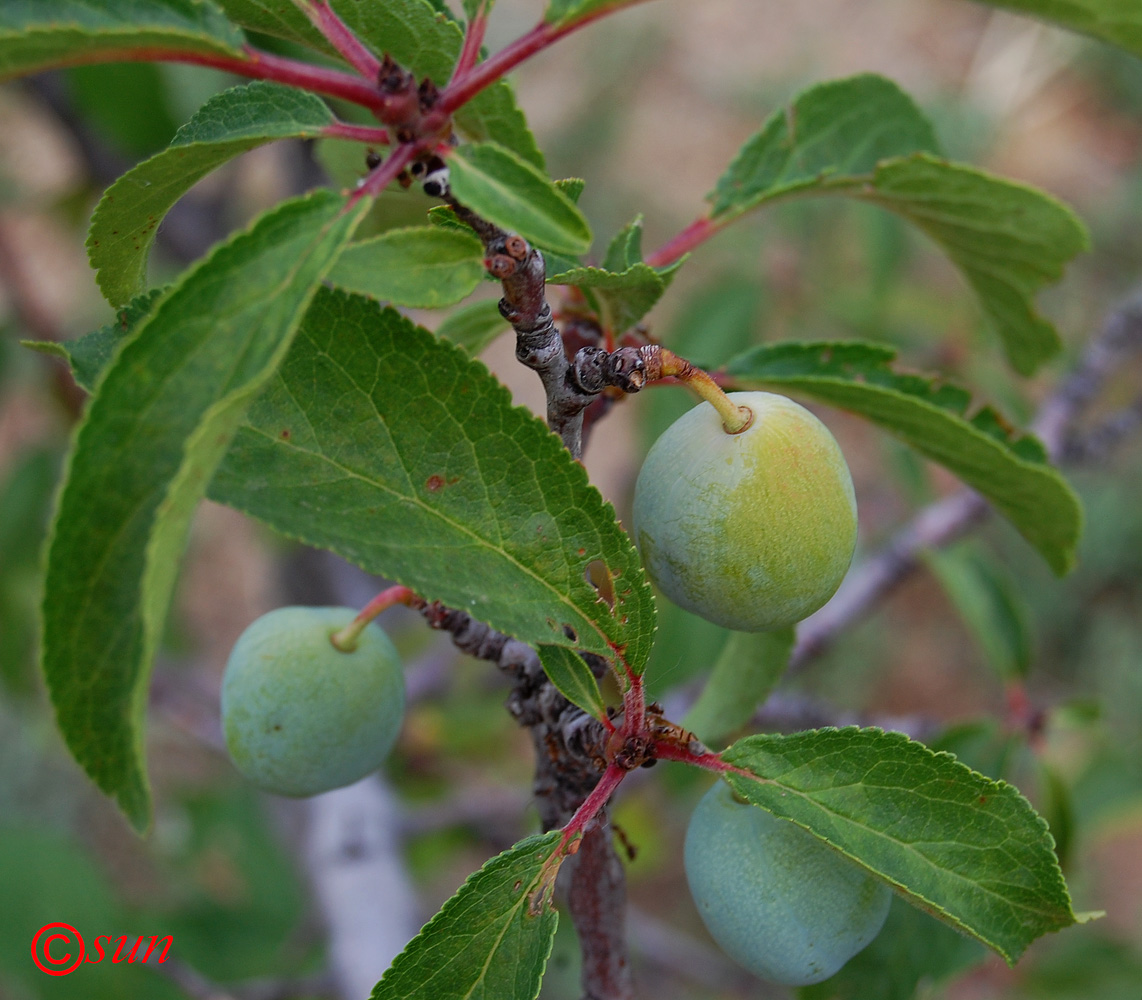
[684,780,892,985]
[632,390,858,631]
[221,606,405,797]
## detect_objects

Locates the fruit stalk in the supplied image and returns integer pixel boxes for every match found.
[649,348,753,433]
[331,585,419,652]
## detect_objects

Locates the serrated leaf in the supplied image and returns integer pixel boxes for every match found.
[926,543,1033,681]
[603,216,644,273]
[972,0,1142,58]
[722,727,1078,964]
[798,895,984,1000]
[709,74,940,218]
[87,82,337,306]
[42,190,367,831]
[338,0,458,83]
[858,154,1089,375]
[214,0,334,54]
[460,80,546,170]
[207,288,655,671]
[0,0,244,81]
[548,263,669,334]
[555,177,586,204]
[23,289,165,394]
[435,299,510,354]
[537,646,606,718]
[446,143,591,255]
[329,227,485,308]
[722,340,1082,574]
[682,627,793,744]
[371,832,563,1000]
[707,75,1086,373]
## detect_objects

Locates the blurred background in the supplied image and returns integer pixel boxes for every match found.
[2,0,1142,998]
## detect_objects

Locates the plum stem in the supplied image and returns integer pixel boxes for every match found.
[331,585,419,652]
[654,349,753,433]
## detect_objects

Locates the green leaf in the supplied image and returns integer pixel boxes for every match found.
[722,727,1079,964]
[214,0,335,54]
[371,832,563,1000]
[42,190,367,831]
[462,0,494,20]
[709,74,940,218]
[329,227,485,308]
[87,81,337,306]
[208,288,655,671]
[798,895,984,1000]
[548,263,673,334]
[972,0,1142,58]
[857,154,1089,375]
[543,0,633,27]
[603,216,644,272]
[722,340,1082,574]
[435,299,510,355]
[682,627,794,744]
[549,216,680,332]
[335,0,544,167]
[708,75,1087,373]
[925,543,1034,681]
[0,0,244,81]
[446,143,592,255]
[22,288,165,396]
[537,645,606,718]
[459,81,547,171]
[339,0,458,83]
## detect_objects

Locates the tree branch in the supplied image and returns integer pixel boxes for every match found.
[791,290,1142,672]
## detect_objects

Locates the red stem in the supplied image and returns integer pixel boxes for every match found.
[49,45,388,114]
[653,743,734,772]
[559,763,627,849]
[298,1,382,81]
[323,121,392,144]
[450,2,490,85]
[347,142,419,207]
[435,1,652,119]
[644,215,722,268]
[621,671,645,734]
[355,585,417,626]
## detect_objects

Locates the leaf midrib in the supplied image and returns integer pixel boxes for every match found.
[239,422,617,653]
[735,768,1069,938]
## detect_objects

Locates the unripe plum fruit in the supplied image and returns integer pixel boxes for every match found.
[684,781,892,985]
[632,391,857,631]
[221,606,405,797]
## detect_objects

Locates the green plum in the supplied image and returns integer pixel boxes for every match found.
[684,781,892,985]
[632,390,857,631]
[221,606,405,797]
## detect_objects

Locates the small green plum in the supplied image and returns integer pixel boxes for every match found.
[632,390,857,631]
[684,781,892,986]
[221,605,405,797]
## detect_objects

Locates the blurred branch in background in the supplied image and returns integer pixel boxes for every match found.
[791,290,1142,672]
